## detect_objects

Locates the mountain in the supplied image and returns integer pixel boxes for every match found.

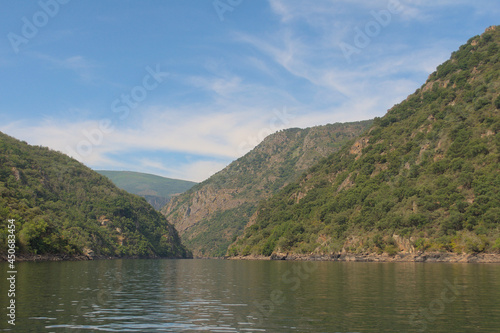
[0,132,191,259]
[162,120,373,257]
[229,26,500,258]
[96,170,197,210]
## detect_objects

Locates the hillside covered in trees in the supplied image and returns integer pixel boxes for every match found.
[162,121,372,257]
[229,26,500,258]
[0,132,191,259]
[97,170,197,210]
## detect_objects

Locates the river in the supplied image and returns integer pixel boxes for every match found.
[0,259,499,332]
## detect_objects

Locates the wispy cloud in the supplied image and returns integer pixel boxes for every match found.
[32,53,97,82]
[269,0,491,24]
[135,158,229,183]
[236,0,462,113]
[1,1,494,182]
[185,75,243,97]
[0,101,296,181]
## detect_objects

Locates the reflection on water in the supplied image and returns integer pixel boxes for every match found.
[0,259,499,332]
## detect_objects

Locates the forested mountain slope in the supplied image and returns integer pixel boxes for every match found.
[0,133,191,259]
[229,26,500,257]
[96,170,197,210]
[162,121,372,257]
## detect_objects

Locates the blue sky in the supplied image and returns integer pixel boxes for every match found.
[0,1,498,182]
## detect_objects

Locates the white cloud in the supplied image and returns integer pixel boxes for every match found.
[268,0,490,24]
[31,53,97,82]
[3,1,491,182]
[184,75,243,97]
[2,0,462,183]
[0,102,296,181]
[178,160,230,183]
[236,0,466,118]
[135,158,227,183]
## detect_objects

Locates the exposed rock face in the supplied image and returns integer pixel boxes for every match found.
[162,121,373,257]
[163,187,245,234]
[349,137,369,157]
[142,195,170,211]
[11,167,20,181]
[393,234,416,253]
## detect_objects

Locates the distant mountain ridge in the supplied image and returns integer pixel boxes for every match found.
[0,133,191,259]
[228,26,500,258]
[162,120,373,257]
[96,170,197,210]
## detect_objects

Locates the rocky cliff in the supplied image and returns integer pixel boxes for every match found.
[162,121,372,256]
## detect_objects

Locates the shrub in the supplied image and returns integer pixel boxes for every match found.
[261,239,276,256]
[492,239,500,253]
[495,95,500,109]
[465,235,488,253]
[384,244,399,256]
[241,245,252,256]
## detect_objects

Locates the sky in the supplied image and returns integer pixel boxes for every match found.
[0,1,499,182]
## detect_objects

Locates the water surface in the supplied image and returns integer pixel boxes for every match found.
[0,259,499,332]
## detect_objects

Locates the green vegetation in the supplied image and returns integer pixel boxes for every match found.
[0,133,191,259]
[184,203,256,257]
[163,121,373,257]
[96,170,196,210]
[229,26,500,257]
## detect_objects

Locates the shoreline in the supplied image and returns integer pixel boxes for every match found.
[0,253,94,262]
[2,252,500,263]
[0,253,190,262]
[227,252,500,263]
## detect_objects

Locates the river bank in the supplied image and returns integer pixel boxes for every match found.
[227,252,500,263]
[3,252,500,263]
[0,253,190,262]
[0,253,116,262]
